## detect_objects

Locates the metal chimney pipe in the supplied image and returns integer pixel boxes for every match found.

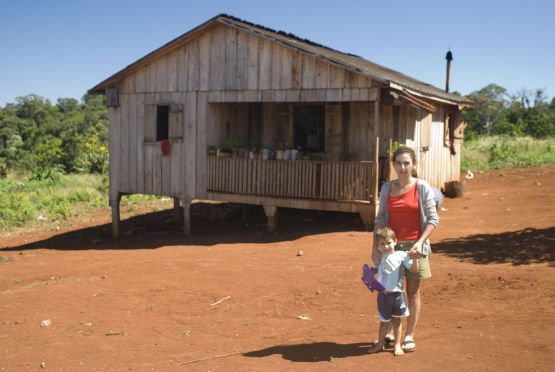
[445,50,453,92]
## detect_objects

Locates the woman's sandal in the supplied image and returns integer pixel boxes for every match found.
[402,336,416,352]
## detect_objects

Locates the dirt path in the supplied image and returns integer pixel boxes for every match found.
[1,166,554,371]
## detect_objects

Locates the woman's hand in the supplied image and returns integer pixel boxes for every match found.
[409,249,420,259]
[410,241,423,258]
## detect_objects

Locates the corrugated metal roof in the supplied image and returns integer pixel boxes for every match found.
[89,14,471,105]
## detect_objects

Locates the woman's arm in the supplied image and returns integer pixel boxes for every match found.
[411,181,439,255]
[410,223,436,254]
[372,183,390,265]
[409,251,420,273]
[372,222,385,265]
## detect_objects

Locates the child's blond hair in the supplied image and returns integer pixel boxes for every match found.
[375,226,397,242]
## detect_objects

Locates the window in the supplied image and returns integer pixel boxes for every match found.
[294,106,325,152]
[156,105,169,141]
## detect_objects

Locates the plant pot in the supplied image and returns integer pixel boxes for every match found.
[283,149,291,160]
[249,150,256,159]
[237,148,244,158]
[290,149,299,160]
[262,148,270,160]
[275,149,284,160]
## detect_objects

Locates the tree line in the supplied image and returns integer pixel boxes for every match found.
[0,94,108,177]
[0,84,554,177]
[463,84,555,139]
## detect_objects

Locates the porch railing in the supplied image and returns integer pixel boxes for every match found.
[207,157,375,201]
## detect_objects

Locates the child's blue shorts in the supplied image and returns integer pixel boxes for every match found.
[377,291,409,322]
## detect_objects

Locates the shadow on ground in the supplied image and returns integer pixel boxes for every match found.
[2,203,366,252]
[243,342,373,362]
[434,227,555,266]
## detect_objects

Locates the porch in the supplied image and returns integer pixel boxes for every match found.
[205,156,378,231]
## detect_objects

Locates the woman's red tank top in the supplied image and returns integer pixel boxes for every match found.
[387,182,421,241]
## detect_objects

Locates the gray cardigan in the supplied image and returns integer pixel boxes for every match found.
[374,180,439,255]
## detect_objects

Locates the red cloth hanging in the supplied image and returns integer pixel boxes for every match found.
[161,139,171,156]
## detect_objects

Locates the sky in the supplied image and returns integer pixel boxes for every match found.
[1,0,554,106]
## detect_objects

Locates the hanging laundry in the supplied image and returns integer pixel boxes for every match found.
[161,139,171,156]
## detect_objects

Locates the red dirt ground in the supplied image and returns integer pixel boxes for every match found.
[1,166,554,371]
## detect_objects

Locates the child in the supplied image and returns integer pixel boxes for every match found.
[368,227,419,356]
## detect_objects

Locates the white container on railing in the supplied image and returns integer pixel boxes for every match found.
[283,149,291,160]
[290,149,299,160]
[262,148,270,160]
[275,149,284,160]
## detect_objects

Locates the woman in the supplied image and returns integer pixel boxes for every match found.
[373,146,439,352]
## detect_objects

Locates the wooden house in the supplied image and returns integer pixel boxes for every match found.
[89,14,472,237]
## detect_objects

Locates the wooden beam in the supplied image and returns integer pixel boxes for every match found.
[393,89,437,113]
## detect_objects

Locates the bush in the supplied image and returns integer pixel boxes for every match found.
[28,165,64,185]
[462,136,555,171]
[76,134,108,174]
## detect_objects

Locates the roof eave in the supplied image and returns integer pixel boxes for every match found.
[388,82,472,108]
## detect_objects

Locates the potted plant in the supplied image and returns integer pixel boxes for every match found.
[207,145,217,157]
[275,143,284,160]
[226,137,244,158]
[261,146,271,160]
[246,140,257,160]
[218,144,232,158]
[283,143,292,160]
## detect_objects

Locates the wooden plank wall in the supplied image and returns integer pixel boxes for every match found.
[205,103,250,148]
[110,22,382,201]
[109,90,196,199]
[369,103,462,189]
[347,102,375,161]
[407,105,461,189]
[118,23,377,97]
[325,103,343,161]
[108,107,120,201]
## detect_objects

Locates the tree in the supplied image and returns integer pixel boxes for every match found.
[56,98,79,113]
[465,84,508,135]
[465,85,554,138]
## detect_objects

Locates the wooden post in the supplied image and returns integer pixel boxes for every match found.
[387,138,393,182]
[263,205,277,233]
[181,198,191,236]
[373,136,380,206]
[110,193,122,238]
[173,197,181,222]
[357,204,375,231]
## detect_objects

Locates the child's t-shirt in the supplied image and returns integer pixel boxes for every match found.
[374,251,413,292]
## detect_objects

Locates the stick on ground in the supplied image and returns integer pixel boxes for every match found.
[177,351,242,365]
[210,295,230,306]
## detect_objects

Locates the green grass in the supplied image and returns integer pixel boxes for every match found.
[0,173,106,230]
[0,173,170,232]
[461,136,555,171]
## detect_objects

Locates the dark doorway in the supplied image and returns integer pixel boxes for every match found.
[294,106,325,152]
